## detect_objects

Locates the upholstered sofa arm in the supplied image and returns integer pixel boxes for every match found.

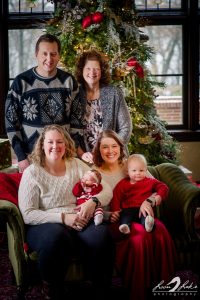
[0,200,25,241]
[148,163,200,240]
[0,200,27,286]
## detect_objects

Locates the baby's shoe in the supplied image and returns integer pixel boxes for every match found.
[145,215,154,232]
[119,224,130,234]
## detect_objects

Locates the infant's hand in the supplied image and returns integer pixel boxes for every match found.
[110,211,120,223]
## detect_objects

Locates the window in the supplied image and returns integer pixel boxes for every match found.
[134,0,200,141]
[134,0,182,10]
[8,0,55,86]
[9,29,44,84]
[142,25,182,125]
[0,0,55,136]
[9,0,54,13]
[0,0,199,141]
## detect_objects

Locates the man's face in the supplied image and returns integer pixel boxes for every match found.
[35,41,60,77]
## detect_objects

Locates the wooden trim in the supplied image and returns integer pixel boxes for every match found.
[0,0,9,136]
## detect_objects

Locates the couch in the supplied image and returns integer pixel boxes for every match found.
[0,162,200,299]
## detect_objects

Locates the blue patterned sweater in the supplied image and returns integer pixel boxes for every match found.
[5,67,80,162]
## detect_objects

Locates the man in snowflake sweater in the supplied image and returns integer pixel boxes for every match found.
[5,33,82,172]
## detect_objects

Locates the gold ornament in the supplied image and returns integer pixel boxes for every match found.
[138,136,155,145]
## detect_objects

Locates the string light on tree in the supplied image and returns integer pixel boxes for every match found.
[42,0,180,165]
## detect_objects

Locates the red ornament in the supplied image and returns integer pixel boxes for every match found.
[127,57,138,67]
[92,12,104,24]
[82,15,93,29]
[135,65,144,78]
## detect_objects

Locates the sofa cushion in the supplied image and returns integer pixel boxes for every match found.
[0,172,22,206]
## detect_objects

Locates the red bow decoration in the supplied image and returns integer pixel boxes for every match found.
[127,57,144,78]
[82,12,104,29]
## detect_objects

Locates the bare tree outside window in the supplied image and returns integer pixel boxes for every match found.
[9,29,45,84]
[134,0,182,10]
[142,25,182,125]
[9,0,54,13]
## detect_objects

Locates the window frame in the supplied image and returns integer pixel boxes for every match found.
[136,0,200,141]
[0,0,199,141]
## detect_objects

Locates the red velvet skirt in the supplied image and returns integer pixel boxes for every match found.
[110,219,177,300]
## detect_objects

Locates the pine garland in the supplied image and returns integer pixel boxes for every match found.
[27,0,181,165]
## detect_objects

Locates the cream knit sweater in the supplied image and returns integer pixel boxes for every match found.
[18,158,112,225]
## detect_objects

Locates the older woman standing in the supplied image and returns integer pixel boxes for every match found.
[73,49,132,163]
[92,130,177,300]
[18,124,114,300]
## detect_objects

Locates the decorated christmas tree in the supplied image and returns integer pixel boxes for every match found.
[31,0,181,165]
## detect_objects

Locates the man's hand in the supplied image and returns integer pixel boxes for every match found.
[18,159,30,173]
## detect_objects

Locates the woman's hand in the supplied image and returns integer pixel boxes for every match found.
[81,152,94,164]
[110,211,120,223]
[146,194,162,207]
[154,195,162,206]
[62,213,88,231]
[74,199,96,220]
[139,200,154,218]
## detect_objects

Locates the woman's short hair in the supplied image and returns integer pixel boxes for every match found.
[29,124,76,166]
[75,49,111,86]
[93,130,126,167]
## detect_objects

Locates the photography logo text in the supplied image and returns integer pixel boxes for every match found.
[152,276,198,297]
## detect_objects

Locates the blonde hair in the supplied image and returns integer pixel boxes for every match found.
[127,153,148,168]
[29,124,76,166]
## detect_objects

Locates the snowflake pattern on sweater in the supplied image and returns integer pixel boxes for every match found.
[5,67,81,161]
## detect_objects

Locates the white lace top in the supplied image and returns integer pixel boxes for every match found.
[83,98,103,151]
